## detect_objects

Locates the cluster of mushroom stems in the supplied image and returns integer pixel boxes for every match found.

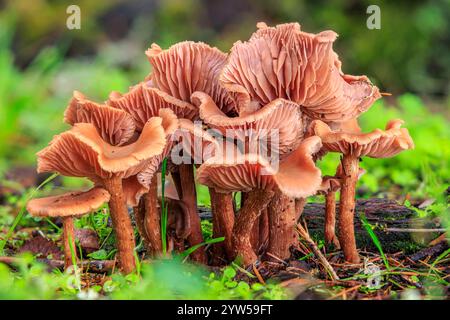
[27,22,414,273]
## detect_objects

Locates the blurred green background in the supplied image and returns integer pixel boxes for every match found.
[0,0,448,199]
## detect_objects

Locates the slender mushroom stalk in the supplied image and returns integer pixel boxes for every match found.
[143,175,162,255]
[317,176,342,248]
[178,163,206,263]
[102,176,137,271]
[209,188,235,261]
[62,216,76,268]
[311,119,415,263]
[338,154,360,263]
[233,189,274,265]
[324,190,339,248]
[266,191,297,261]
[26,187,110,271]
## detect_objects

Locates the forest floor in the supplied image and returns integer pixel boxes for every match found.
[0,167,448,300]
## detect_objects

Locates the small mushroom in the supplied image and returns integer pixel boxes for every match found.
[197,136,322,266]
[26,187,110,269]
[317,176,342,248]
[311,119,414,263]
[37,117,167,273]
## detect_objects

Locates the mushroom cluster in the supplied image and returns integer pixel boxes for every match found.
[28,22,414,273]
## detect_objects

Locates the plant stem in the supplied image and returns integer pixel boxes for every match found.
[62,216,77,269]
[179,164,206,263]
[103,176,136,273]
[338,154,360,264]
[232,189,274,266]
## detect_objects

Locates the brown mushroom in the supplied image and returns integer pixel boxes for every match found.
[27,187,110,269]
[220,22,381,121]
[197,136,322,266]
[311,119,414,263]
[37,117,167,273]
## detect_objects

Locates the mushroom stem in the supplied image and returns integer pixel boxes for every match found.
[338,155,360,263]
[266,192,297,261]
[295,198,306,219]
[133,197,151,254]
[103,176,136,273]
[325,191,340,248]
[144,175,163,256]
[232,189,274,266]
[209,188,235,261]
[62,216,77,269]
[179,164,206,263]
[258,209,269,251]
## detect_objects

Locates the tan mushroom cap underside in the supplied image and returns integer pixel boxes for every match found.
[27,187,110,218]
[64,91,136,146]
[310,119,415,158]
[146,41,237,115]
[196,136,322,198]
[37,117,167,180]
[107,82,198,128]
[192,91,304,157]
[220,22,380,120]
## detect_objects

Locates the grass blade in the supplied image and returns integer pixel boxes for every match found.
[360,213,390,270]
[160,158,168,255]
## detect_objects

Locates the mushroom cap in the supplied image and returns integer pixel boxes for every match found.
[192,91,304,157]
[310,119,415,158]
[37,117,167,180]
[220,22,380,120]
[196,136,322,198]
[146,41,237,115]
[64,91,136,146]
[107,82,198,127]
[27,187,110,218]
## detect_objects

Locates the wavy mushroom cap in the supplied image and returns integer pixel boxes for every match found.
[146,41,237,115]
[192,92,304,157]
[107,82,198,128]
[37,117,167,180]
[64,91,136,146]
[310,119,415,158]
[220,22,380,120]
[196,136,322,199]
[27,187,110,218]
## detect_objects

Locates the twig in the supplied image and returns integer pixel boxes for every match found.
[0,256,115,273]
[296,224,340,281]
[385,228,447,233]
[252,264,266,285]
